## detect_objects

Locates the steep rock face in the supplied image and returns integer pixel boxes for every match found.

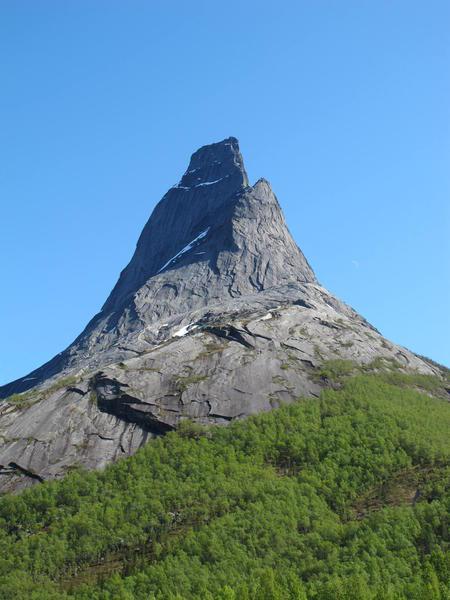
[0,137,442,493]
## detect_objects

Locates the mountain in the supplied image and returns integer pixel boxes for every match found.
[1,137,316,393]
[0,137,443,493]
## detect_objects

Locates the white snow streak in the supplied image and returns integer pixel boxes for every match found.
[172,175,229,190]
[157,228,210,273]
[260,313,273,321]
[173,324,198,338]
[255,312,273,322]
[194,176,228,187]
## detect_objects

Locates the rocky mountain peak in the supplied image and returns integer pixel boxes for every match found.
[1,138,315,394]
[99,137,251,315]
[100,137,316,316]
[178,136,249,190]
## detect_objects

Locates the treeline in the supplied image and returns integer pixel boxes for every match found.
[0,370,448,599]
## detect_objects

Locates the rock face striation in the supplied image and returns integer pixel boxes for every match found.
[0,137,442,493]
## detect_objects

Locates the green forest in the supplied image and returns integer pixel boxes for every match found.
[0,364,449,599]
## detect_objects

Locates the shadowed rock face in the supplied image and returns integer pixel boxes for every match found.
[0,137,442,493]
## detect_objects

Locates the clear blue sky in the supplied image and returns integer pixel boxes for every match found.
[1,1,449,384]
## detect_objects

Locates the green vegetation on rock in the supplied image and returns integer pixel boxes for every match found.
[0,371,448,599]
[175,374,208,391]
[4,376,79,410]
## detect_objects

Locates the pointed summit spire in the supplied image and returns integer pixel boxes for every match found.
[101,138,251,313]
[177,137,249,190]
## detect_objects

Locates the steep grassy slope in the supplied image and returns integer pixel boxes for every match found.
[0,365,449,599]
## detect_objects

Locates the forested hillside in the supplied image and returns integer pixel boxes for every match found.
[0,362,449,599]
